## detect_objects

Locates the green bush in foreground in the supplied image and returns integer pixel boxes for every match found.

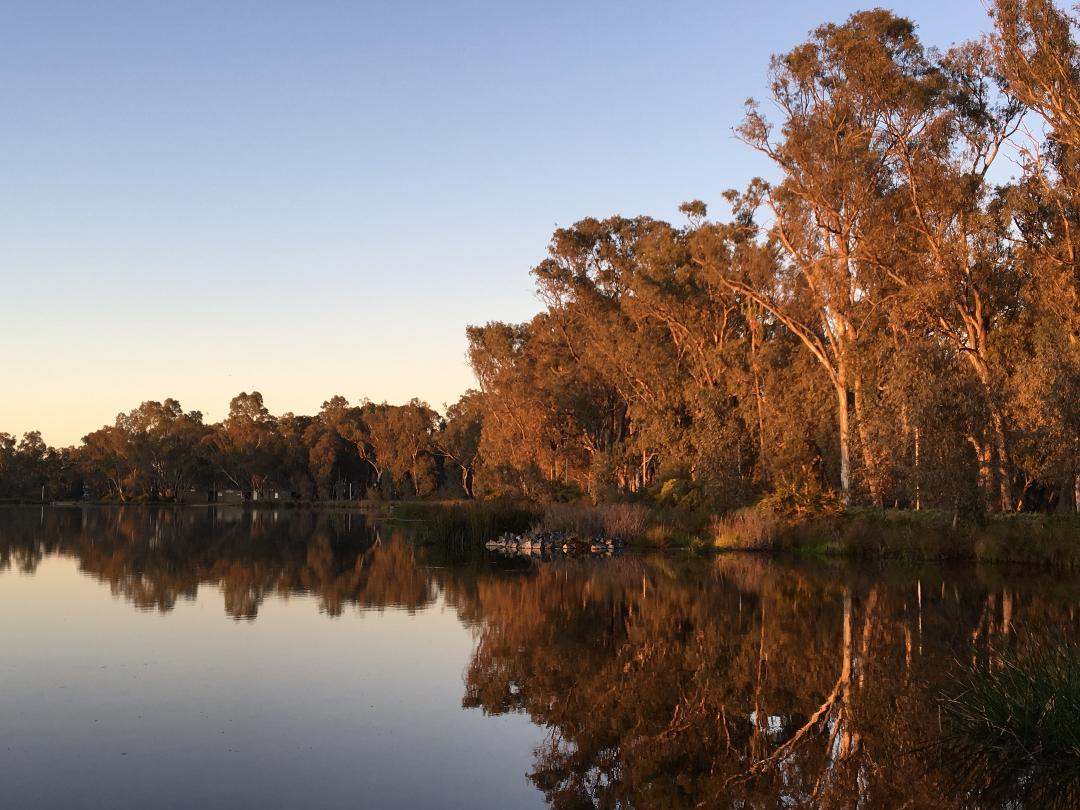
[938,642,1080,809]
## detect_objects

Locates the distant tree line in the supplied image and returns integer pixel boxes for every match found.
[5,2,1080,513]
[0,392,481,503]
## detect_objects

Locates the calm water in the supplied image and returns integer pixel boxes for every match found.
[1,507,1077,809]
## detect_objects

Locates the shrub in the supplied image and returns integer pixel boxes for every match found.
[757,483,845,518]
[652,472,710,511]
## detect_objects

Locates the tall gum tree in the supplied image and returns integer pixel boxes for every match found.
[992,0,1080,507]
[877,38,1024,511]
[532,215,747,491]
[718,11,929,503]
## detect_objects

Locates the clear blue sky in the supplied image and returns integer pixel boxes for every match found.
[2,0,993,446]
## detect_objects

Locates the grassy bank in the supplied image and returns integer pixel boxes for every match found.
[713,506,1080,567]
[376,498,1080,567]
[524,500,1080,566]
[31,497,1080,566]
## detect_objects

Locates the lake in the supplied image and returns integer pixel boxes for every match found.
[1,507,1076,808]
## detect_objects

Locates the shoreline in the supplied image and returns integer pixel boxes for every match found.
[8,500,1080,568]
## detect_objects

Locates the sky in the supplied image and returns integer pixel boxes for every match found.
[2,0,997,446]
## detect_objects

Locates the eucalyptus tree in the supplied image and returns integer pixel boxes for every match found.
[993,0,1080,331]
[532,217,682,491]
[687,202,814,495]
[0,433,16,497]
[992,0,1080,507]
[0,431,69,500]
[726,11,934,503]
[438,391,483,498]
[113,399,211,500]
[355,399,440,497]
[212,391,281,496]
[870,35,1026,510]
[81,424,137,500]
[276,412,319,499]
[302,396,365,499]
[467,319,593,497]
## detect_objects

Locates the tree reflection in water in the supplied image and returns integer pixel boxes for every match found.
[1,506,1077,808]
[450,557,1080,809]
[0,506,434,618]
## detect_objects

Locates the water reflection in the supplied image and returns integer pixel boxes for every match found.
[0,506,433,618]
[2,506,1078,808]
[459,559,1080,808]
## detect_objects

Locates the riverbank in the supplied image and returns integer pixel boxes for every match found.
[715,506,1080,567]
[395,500,1080,568]
[12,498,1080,568]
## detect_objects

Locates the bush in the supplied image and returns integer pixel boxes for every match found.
[757,483,845,518]
[548,481,586,503]
[650,468,711,511]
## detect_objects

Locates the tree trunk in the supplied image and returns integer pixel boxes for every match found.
[836,380,852,502]
[461,465,472,498]
[967,434,992,511]
[853,372,882,507]
[988,403,1013,512]
[750,314,769,484]
[967,351,1013,512]
[914,426,921,511]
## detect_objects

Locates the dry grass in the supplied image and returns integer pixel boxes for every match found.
[392,500,540,543]
[537,502,652,539]
[711,506,781,551]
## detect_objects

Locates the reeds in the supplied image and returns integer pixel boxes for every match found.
[391,500,540,544]
[536,502,651,540]
[937,641,1080,809]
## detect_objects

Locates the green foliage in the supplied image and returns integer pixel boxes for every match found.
[757,483,846,519]
[650,466,711,512]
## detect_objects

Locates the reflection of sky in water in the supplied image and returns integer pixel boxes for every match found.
[0,557,545,810]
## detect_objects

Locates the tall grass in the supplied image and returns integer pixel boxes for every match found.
[711,506,781,550]
[537,502,652,539]
[390,500,540,545]
[937,641,1080,809]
